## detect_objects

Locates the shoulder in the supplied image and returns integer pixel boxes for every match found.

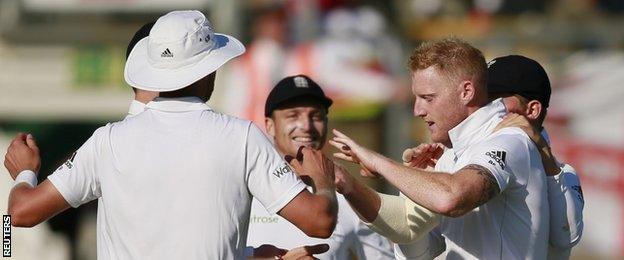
[87,123,115,143]
[471,127,536,160]
[465,128,538,175]
[486,127,533,148]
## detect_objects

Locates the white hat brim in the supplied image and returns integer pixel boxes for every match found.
[124,33,245,92]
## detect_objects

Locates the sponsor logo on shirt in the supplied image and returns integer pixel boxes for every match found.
[65,151,77,170]
[250,214,279,224]
[57,151,77,172]
[272,163,293,178]
[486,150,506,169]
[572,185,584,203]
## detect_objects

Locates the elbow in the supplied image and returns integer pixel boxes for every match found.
[8,205,37,228]
[430,193,466,218]
[304,212,337,238]
[304,200,337,238]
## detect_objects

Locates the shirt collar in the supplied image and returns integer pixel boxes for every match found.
[448,98,507,158]
[145,97,212,112]
[541,128,551,145]
[127,100,147,116]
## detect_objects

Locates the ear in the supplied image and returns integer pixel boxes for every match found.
[265,117,276,138]
[459,80,475,105]
[525,100,542,121]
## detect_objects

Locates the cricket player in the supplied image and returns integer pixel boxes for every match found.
[330,38,550,259]
[123,19,332,260]
[395,55,584,259]
[4,10,338,259]
[489,55,584,259]
[245,75,394,259]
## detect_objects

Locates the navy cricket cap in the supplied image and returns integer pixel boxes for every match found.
[487,55,551,108]
[126,21,155,60]
[265,75,333,117]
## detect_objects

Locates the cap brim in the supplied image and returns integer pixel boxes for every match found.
[124,33,245,92]
[266,93,333,116]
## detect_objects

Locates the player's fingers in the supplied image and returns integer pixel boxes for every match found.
[15,132,27,141]
[432,146,444,160]
[333,153,355,163]
[426,159,437,168]
[26,134,39,153]
[286,155,303,173]
[303,244,329,255]
[10,133,27,147]
[359,168,375,178]
[331,136,354,148]
[284,155,295,164]
[3,154,10,171]
[427,143,439,153]
[332,129,350,139]
[410,148,430,166]
[328,140,349,152]
[296,146,305,162]
[401,148,415,162]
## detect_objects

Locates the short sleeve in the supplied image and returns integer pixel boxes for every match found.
[245,123,307,214]
[47,127,105,208]
[464,131,529,192]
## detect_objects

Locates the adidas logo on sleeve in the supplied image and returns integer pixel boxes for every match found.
[486,150,507,169]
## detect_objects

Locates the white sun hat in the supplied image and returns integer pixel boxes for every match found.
[124,10,245,92]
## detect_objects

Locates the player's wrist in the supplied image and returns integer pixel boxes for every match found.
[14,170,38,188]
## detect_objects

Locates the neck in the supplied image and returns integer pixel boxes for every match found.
[134,90,158,104]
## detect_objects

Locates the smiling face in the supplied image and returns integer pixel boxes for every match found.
[266,97,328,156]
[412,66,469,147]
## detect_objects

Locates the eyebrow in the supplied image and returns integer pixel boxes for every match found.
[417,93,436,98]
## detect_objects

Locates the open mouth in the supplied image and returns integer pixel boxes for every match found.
[426,121,435,131]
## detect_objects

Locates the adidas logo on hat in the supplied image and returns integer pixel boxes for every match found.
[161,48,174,58]
[123,10,246,92]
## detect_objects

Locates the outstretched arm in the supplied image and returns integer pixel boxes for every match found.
[330,129,500,217]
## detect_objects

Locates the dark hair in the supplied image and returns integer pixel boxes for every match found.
[126,21,155,60]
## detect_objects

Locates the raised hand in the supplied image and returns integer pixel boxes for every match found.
[329,129,382,178]
[4,133,41,179]
[494,113,560,176]
[402,143,444,170]
[286,146,335,190]
[494,113,541,143]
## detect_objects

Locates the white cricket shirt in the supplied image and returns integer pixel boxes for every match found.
[127,100,146,117]
[48,97,307,259]
[246,191,394,259]
[436,99,549,259]
[393,129,583,260]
